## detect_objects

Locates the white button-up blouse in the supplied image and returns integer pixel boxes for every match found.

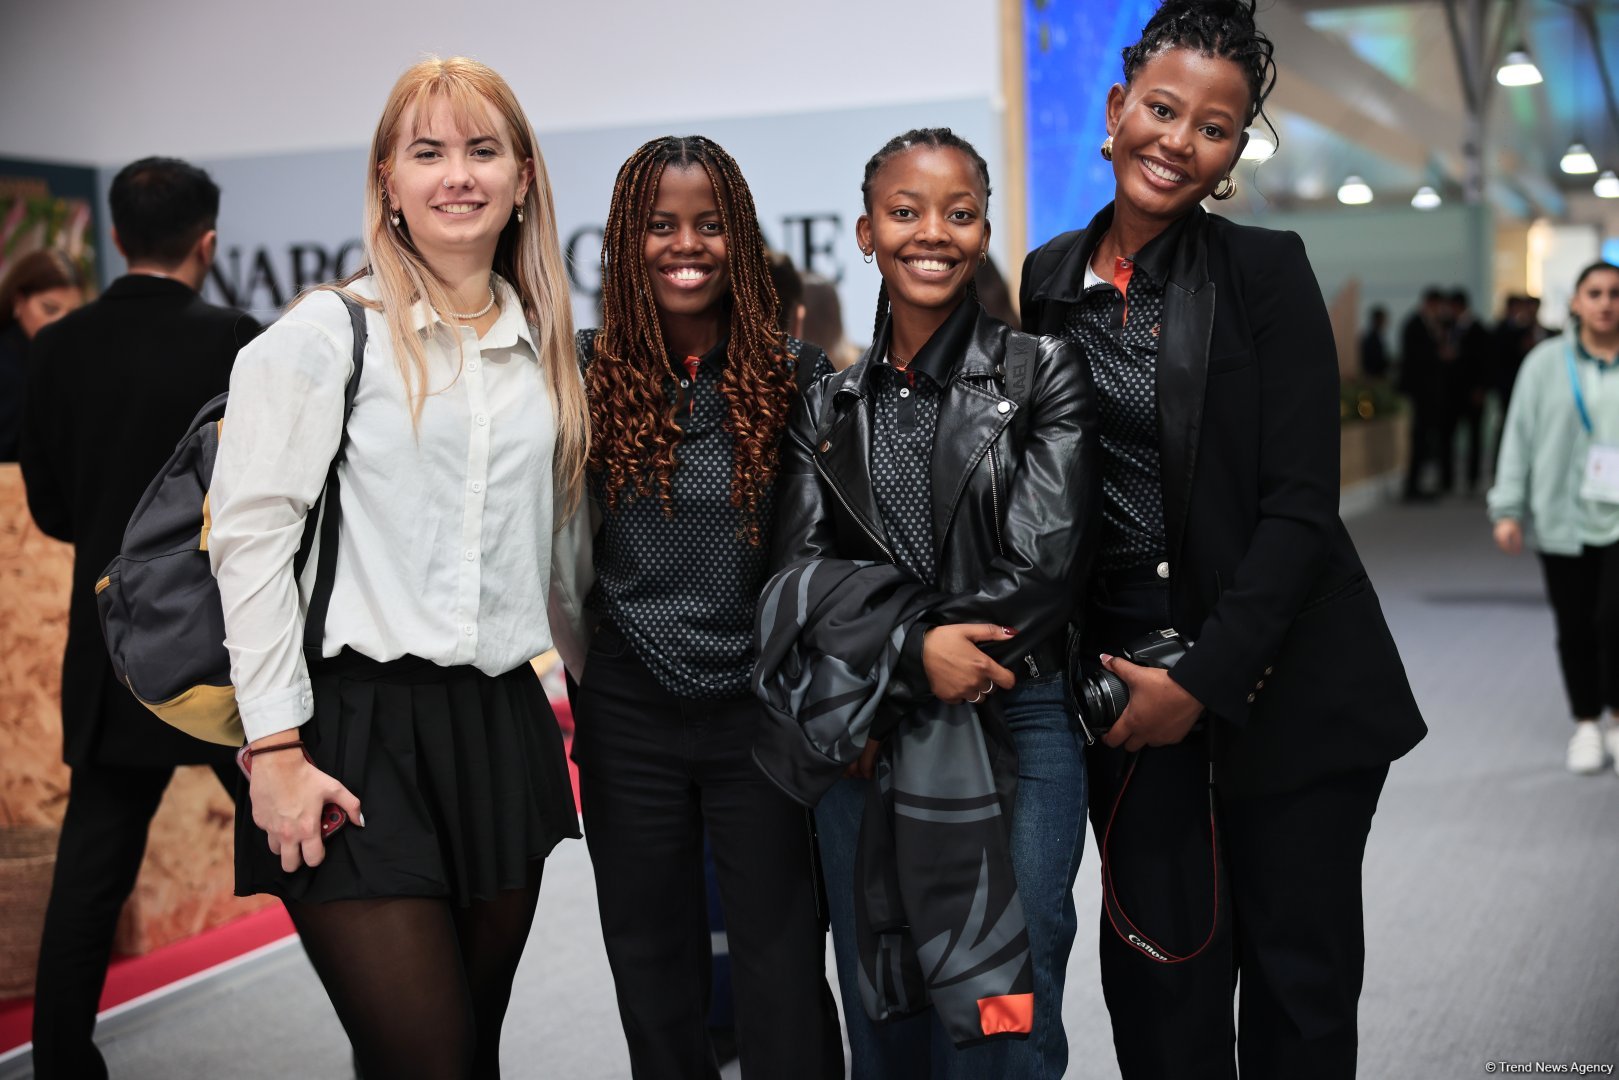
[208,275,589,743]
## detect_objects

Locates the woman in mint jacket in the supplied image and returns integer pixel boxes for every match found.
[1489,261,1619,775]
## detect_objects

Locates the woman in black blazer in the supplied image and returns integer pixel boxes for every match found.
[1019,3,1425,1077]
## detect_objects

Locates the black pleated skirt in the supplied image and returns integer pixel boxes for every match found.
[235,649,581,906]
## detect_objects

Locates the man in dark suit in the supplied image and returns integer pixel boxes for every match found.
[19,157,259,1080]
[1399,286,1449,500]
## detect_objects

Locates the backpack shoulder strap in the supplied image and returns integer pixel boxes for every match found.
[790,339,828,397]
[1001,330,1039,440]
[300,293,368,664]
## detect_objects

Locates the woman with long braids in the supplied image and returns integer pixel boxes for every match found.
[1020,3,1426,1075]
[573,135,839,1080]
[768,127,1098,1078]
[208,58,589,1078]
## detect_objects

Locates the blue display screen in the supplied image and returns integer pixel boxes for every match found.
[1024,0,1158,249]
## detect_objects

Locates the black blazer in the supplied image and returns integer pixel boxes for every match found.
[20,275,260,768]
[1022,205,1425,796]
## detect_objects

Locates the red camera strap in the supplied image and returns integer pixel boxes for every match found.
[1099,753,1221,964]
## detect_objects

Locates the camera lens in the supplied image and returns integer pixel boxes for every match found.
[1077,668,1129,734]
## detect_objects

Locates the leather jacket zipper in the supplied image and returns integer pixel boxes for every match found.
[800,435,895,563]
[988,443,1006,558]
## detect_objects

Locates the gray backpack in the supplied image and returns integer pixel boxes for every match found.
[96,293,367,745]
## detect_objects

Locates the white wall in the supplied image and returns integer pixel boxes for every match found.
[1,0,1001,164]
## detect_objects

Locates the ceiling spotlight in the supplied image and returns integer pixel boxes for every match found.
[1241,129,1276,162]
[1496,47,1543,86]
[1337,176,1373,205]
[1411,185,1442,210]
[1562,142,1599,174]
[1596,171,1619,199]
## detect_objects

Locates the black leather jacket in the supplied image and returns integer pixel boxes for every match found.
[770,301,1099,712]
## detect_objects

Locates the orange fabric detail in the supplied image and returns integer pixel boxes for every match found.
[1113,256,1136,325]
[977,992,1035,1035]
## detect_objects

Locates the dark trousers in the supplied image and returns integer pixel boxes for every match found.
[1090,742,1388,1079]
[1403,393,1439,497]
[571,626,840,1080]
[32,757,235,1080]
[1086,575,1388,1079]
[1539,542,1619,719]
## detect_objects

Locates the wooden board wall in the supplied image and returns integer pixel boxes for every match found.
[0,464,268,969]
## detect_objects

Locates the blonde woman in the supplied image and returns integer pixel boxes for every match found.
[208,57,589,1078]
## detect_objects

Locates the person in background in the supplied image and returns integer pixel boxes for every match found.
[0,249,86,459]
[973,251,1018,326]
[1020,2,1426,1074]
[1360,305,1390,380]
[1444,288,1492,493]
[1491,294,1548,458]
[209,58,589,1079]
[1489,261,1619,777]
[801,271,861,370]
[769,248,807,337]
[574,134,840,1080]
[1400,285,1449,500]
[19,157,258,1080]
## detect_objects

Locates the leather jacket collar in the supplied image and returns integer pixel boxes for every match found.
[814,301,1025,574]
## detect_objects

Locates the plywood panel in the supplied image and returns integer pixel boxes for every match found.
[0,463,267,971]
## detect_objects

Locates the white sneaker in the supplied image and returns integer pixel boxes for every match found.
[1567,721,1609,775]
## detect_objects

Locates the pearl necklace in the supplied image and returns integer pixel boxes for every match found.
[444,286,496,321]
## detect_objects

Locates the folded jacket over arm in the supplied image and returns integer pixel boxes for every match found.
[752,557,1034,1047]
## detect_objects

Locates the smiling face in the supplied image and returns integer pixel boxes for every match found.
[14,284,83,339]
[642,164,731,323]
[1573,267,1619,339]
[857,145,989,323]
[1106,47,1252,224]
[384,94,532,269]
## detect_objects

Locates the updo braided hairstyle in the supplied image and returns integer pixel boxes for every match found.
[588,135,792,547]
[859,128,993,345]
[1123,0,1277,129]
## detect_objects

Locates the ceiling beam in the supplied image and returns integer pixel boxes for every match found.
[1265,0,1566,217]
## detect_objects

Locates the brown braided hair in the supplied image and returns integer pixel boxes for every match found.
[587,135,792,547]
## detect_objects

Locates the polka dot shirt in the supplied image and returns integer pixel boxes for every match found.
[1059,240,1171,573]
[583,332,828,700]
[870,359,941,585]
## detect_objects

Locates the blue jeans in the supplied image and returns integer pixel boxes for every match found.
[817,675,1088,1079]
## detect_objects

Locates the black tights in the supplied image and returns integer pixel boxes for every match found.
[284,863,543,1080]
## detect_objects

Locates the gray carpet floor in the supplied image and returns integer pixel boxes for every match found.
[4,493,1617,1079]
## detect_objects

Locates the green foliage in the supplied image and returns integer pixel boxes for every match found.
[1340,380,1404,423]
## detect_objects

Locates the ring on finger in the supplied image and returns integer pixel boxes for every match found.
[968,692,984,703]
[981,681,995,695]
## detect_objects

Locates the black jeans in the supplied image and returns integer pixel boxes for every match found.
[1538,541,1619,720]
[1085,576,1388,1080]
[32,758,236,1080]
[570,624,840,1080]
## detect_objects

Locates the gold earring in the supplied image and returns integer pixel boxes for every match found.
[979,250,988,266]
[1100,135,1114,162]
[1212,175,1237,201]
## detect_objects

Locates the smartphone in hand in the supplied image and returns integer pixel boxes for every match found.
[235,745,348,838]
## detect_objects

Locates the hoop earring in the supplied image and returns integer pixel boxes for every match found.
[862,250,874,264]
[516,205,525,224]
[1212,175,1237,201]
[1100,135,1114,162]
